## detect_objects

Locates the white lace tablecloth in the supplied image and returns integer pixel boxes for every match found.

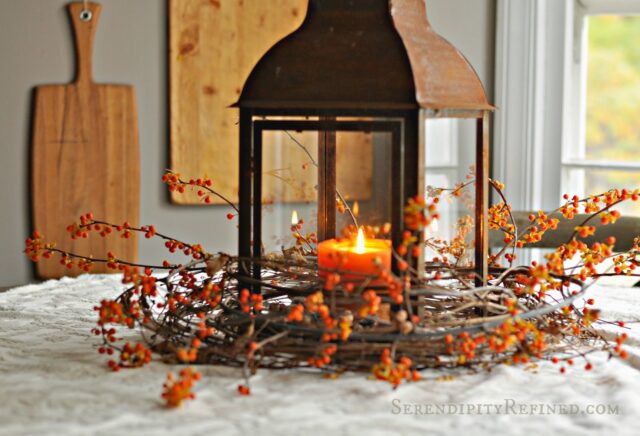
[1,275,640,436]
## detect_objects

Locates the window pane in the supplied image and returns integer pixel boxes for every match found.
[562,167,640,216]
[585,15,640,162]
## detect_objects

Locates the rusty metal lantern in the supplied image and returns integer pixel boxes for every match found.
[235,0,493,284]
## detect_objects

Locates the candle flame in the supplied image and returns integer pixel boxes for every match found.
[353,201,360,217]
[355,227,365,254]
[291,210,299,225]
[429,218,438,233]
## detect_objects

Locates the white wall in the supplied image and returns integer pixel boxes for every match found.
[0,0,495,287]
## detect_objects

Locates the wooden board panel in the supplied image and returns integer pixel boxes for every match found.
[169,0,373,205]
[31,3,139,279]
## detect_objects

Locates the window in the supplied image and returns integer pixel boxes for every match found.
[494,0,640,271]
[495,0,640,215]
[563,3,640,216]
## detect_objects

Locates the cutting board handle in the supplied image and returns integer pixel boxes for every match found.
[68,2,102,85]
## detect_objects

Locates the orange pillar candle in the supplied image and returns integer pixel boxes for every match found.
[318,228,391,281]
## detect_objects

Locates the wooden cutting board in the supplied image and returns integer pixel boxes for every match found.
[169,0,373,205]
[32,2,139,279]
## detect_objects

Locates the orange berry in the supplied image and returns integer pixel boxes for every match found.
[237,385,250,395]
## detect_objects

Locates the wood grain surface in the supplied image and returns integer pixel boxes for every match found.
[169,0,372,205]
[31,2,139,279]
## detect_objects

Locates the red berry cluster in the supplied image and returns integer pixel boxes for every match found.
[116,342,152,369]
[24,231,54,262]
[162,368,202,408]
[357,289,381,318]
[238,288,264,315]
[286,304,304,322]
[307,345,337,368]
[403,195,439,231]
[371,348,420,388]
[304,292,337,342]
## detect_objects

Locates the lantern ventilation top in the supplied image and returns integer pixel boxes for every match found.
[235,0,493,112]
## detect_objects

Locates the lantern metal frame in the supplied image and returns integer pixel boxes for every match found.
[239,115,411,283]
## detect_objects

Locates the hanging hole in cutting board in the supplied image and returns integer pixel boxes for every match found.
[79,9,92,21]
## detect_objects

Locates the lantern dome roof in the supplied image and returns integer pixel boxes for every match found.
[235,0,493,113]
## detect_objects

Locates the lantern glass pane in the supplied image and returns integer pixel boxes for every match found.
[254,116,401,254]
[336,131,393,239]
[261,128,319,253]
[423,116,479,267]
